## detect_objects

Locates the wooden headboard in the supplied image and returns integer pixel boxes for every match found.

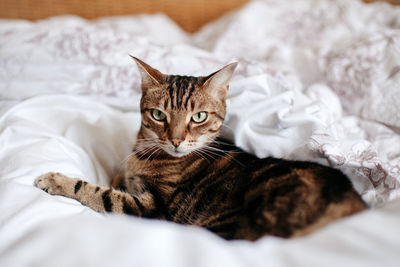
[0,0,398,32]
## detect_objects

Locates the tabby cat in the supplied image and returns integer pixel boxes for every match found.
[35,57,366,240]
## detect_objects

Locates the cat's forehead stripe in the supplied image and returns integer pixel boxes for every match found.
[166,75,199,110]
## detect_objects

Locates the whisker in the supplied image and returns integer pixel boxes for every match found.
[143,146,162,166]
[200,145,244,166]
[203,145,242,154]
[116,151,135,173]
[117,142,158,171]
[193,149,216,162]
[221,123,235,133]
[202,136,242,154]
[136,146,158,160]
[211,139,237,147]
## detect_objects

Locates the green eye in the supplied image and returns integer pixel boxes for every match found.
[192,112,207,123]
[151,109,166,121]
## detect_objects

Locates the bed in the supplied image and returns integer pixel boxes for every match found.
[1,0,400,266]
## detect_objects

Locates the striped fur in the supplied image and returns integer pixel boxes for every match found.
[35,58,366,241]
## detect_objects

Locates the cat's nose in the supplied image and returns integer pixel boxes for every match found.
[170,138,183,148]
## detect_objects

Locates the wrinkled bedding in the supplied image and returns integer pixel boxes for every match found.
[1,0,400,266]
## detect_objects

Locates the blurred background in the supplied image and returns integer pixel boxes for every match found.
[0,0,399,32]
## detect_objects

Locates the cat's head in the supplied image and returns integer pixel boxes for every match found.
[132,56,237,158]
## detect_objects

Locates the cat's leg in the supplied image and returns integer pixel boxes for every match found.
[290,191,366,238]
[35,172,154,216]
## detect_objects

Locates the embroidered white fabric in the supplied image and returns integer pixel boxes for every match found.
[1,0,400,266]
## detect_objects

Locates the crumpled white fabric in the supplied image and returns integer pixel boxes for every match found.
[2,199,400,267]
[1,0,400,266]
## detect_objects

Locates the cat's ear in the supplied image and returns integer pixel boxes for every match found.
[202,62,238,101]
[130,56,165,91]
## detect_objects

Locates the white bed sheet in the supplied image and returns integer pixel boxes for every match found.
[1,0,400,266]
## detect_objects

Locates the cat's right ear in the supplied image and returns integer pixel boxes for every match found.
[130,56,165,92]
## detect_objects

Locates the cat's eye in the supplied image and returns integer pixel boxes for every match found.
[192,112,208,123]
[151,109,166,121]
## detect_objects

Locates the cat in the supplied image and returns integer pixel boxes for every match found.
[35,56,366,241]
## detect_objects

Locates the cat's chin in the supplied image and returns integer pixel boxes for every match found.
[165,149,191,158]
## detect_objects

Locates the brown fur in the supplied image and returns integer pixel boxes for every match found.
[35,57,366,241]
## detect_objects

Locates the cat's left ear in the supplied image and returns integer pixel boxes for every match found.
[130,56,165,92]
[202,62,238,101]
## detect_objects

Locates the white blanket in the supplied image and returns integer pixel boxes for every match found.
[1,0,400,266]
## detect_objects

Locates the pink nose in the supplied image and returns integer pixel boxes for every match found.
[170,138,183,148]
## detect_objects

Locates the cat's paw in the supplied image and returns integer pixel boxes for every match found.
[35,172,72,196]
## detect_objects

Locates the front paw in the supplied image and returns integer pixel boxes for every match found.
[35,172,70,196]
